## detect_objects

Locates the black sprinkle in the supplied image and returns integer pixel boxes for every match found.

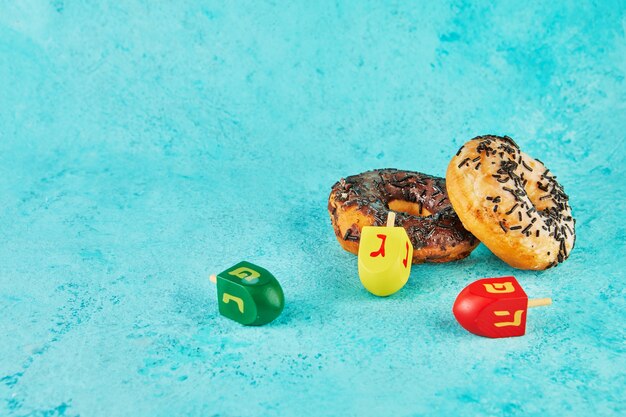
[510,225,522,230]
[501,135,520,149]
[539,194,552,200]
[474,162,481,170]
[503,186,521,200]
[343,229,359,241]
[458,158,470,168]
[521,224,532,234]
[505,203,519,215]
[518,211,522,222]
[456,145,464,156]
[499,221,507,233]
[472,156,481,162]
[536,230,540,237]
[521,160,533,171]
[493,205,498,212]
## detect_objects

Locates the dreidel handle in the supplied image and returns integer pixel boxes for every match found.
[209,274,217,284]
[386,211,396,227]
[527,298,552,308]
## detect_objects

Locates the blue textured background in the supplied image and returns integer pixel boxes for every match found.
[1,1,625,416]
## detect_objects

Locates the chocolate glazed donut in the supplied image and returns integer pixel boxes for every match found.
[328,169,479,263]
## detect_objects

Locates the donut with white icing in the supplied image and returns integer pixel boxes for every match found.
[446,135,575,270]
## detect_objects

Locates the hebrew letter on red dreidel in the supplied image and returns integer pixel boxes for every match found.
[452,276,552,338]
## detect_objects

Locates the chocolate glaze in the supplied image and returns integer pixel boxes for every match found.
[329,169,478,258]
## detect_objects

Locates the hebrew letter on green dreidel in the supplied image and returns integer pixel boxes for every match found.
[228,267,261,284]
[216,261,284,326]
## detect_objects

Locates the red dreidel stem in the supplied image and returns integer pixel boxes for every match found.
[527,298,552,308]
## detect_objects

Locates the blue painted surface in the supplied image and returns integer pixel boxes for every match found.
[1,1,625,416]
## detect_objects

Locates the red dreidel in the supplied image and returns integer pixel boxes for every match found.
[452,276,551,338]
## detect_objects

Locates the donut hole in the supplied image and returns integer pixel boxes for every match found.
[388,199,432,217]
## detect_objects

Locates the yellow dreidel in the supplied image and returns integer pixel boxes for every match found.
[358,212,413,296]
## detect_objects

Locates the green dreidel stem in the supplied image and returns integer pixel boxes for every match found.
[210,261,285,326]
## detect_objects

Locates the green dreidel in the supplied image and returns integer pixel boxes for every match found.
[209,261,284,326]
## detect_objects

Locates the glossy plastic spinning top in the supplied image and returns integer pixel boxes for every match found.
[453,276,551,338]
[210,261,284,326]
[358,212,413,296]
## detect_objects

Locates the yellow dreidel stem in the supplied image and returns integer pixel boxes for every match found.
[386,211,396,227]
[527,298,552,308]
[209,274,217,284]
